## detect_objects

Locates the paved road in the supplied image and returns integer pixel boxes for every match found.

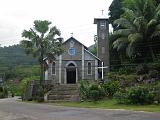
[0,97,159,120]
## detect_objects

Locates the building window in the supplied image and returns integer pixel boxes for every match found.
[52,62,56,75]
[100,21,106,29]
[87,62,92,75]
[102,47,105,54]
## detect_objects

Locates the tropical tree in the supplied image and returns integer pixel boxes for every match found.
[109,0,124,30]
[21,20,63,83]
[112,0,160,62]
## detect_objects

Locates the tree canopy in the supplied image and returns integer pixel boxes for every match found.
[21,20,63,82]
[110,0,160,63]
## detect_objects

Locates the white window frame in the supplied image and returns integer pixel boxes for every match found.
[51,61,56,75]
[87,62,92,75]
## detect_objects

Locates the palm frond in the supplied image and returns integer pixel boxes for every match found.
[114,18,132,28]
[113,37,128,51]
[113,29,132,37]
[151,31,160,38]
[123,8,136,22]
[147,19,157,28]
[34,20,51,34]
[126,44,135,58]
[128,33,143,44]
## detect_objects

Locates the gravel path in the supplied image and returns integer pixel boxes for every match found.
[0,97,159,120]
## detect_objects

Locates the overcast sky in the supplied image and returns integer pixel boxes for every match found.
[0,0,113,47]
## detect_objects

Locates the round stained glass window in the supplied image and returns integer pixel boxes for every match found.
[68,48,76,56]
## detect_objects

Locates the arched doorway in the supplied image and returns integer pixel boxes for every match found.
[66,62,77,84]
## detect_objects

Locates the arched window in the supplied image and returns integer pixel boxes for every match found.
[87,62,92,75]
[52,62,56,75]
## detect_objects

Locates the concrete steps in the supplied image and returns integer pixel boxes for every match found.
[46,84,80,102]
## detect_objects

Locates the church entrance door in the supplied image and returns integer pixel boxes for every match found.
[66,63,76,84]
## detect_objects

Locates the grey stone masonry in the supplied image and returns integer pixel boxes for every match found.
[94,18,110,70]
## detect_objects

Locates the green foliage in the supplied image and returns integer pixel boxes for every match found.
[114,89,128,104]
[117,66,135,75]
[21,20,63,82]
[79,80,120,101]
[14,65,40,78]
[109,0,124,30]
[152,82,160,103]
[79,80,90,100]
[89,84,105,101]
[79,80,105,101]
[148,70,159,78]
[7,76,39,96]
[0,86,8,98]
[102,80,120,97]
[149,62,160,72]
[114,85,155,105]
[111,0,160,62]
[0,45,37,68]
[34,85,44,102]
[106,72,138,87]
[136,64,149,75]
[127,86,154,104]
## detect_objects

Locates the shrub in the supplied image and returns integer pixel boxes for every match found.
[35,85,44,102]
[136,64,149,75]
[114,90,128,104]
[102,80,120,97]
[148,70,159,78]
[127,86,154,104]
[79,80,90,100]
[118,66,135,75]
[0,86,8,98]
[149,62,160,72]
[79,80,105,101]
[89,84,105,101]
[152,82,160,103]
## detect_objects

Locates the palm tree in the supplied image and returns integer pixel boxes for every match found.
[112,0,160,62]
[21,20,63,84]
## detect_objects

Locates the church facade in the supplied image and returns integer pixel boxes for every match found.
[45,37,100,84]
[45,16,109,84]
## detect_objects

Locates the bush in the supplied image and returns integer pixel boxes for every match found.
[88,84,105,101]
[114,90,128,104]
[102,80,120,97]
[148,70,159,78]
[127,86,154,104]
[0,86,8,98]
[152,82,160,103]
[79,80,105,101]
[118,66,135,75]
[79,80,90,100]
[136,64,149,75]
[34,85,44,102]
[7,76,39,96]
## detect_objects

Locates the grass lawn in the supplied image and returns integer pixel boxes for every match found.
[54,99,160,112]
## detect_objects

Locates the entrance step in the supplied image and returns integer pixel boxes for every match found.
[46,84,80,102]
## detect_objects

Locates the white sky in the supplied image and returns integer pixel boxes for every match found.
[0,0,113,47]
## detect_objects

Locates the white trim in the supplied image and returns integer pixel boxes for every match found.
[51,61,56,75]
[84,49,101,61]
[65,61,78,67]
[64,68,66,84]
[82,46,85,79]
[87,62,92,75]
[44,70,48,80]
[59,55,62,84]
[95,60,98,80]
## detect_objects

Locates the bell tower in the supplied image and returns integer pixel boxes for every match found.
[94,13,110,69]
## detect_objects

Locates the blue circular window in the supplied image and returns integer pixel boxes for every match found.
[68,48,76,56]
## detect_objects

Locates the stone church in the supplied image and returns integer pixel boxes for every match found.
[44,16,109,84]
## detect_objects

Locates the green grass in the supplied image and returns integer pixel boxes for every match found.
[54,99,160,112]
